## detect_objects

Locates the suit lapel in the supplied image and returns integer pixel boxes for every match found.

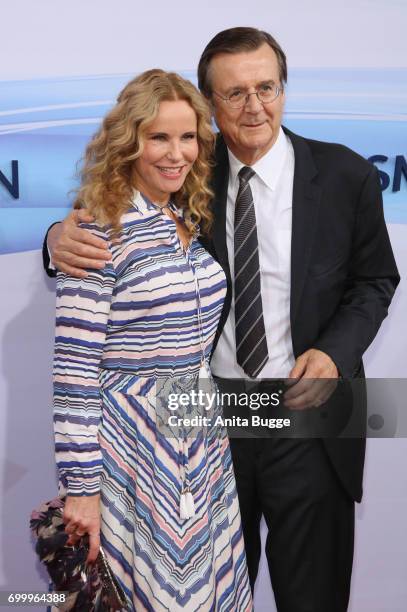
[284,128,322,328]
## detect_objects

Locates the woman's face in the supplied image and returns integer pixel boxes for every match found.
[133,99,199,205]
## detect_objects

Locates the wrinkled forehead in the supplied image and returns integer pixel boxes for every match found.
[208,45,281,91]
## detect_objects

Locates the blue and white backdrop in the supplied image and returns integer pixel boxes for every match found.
[0,1,406,610]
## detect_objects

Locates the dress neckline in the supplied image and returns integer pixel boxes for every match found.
[132,191,178,215]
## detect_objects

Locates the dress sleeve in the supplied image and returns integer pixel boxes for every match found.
[53,226,115,496]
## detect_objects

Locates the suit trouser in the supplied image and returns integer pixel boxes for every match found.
[229,436,355,612]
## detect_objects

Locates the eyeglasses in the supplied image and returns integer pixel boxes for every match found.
[212,82,282,109]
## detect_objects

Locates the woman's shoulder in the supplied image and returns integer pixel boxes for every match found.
[78,219,112,242]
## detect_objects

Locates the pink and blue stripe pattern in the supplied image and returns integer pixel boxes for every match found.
[53,191,252,610]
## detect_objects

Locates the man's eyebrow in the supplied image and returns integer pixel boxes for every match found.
[223,79,276,94]
[257,79,277,86]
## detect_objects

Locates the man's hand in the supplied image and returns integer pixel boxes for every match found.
[63,493,101,563]
[284,349,338,410]
[47,209,111,278]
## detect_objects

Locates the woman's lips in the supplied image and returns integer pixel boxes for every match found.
[156,165,186,179]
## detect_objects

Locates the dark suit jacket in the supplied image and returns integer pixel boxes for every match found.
[201,127,400,502]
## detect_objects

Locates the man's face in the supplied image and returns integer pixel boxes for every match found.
[209,44,285,165]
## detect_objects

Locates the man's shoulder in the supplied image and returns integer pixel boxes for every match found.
[303,134,368,166]
[284,127,374,178]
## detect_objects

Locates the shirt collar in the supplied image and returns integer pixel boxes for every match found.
[227,126,289,191]
[131,190,178,214]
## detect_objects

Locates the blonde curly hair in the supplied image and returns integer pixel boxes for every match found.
[74,69,215,235]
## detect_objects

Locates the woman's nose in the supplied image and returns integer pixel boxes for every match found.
[167,140,183,162]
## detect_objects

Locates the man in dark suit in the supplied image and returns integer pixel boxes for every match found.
[45,27,399,612]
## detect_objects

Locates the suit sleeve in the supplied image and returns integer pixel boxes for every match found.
[53,226,115,496]
[313,166,400,377]
[42,222,60,278]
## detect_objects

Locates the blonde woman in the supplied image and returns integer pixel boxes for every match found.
[53,69,252,610]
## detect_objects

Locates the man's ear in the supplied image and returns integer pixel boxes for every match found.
[207,95,215,114]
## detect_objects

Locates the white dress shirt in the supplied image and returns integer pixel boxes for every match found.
[211,127,296,379]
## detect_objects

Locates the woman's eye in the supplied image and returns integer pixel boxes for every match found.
[182,134,196,140]
[229,90,242,100]
[151,134,166,141]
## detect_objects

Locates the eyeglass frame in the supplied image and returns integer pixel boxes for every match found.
[212,82,283,109]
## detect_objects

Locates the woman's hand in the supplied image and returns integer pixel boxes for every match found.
[63,494,101,563]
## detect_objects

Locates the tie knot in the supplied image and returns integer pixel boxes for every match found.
[238,166,255,184]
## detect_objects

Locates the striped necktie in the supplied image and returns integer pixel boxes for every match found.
[234,166,269,377]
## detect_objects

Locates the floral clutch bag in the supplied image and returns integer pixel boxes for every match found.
[30,497,127,611]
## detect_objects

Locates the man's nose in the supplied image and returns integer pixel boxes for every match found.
[244,91,263,113]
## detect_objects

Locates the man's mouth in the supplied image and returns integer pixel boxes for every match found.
[243,121,267,128]
[156,166,186,178]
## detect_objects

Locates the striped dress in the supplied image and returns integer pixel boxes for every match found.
[53,191,252,611]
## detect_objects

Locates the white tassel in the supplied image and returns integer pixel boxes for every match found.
[198,361,208,383]
[180,489,195,519]
[180,491,189,519]
[185,490,195,517]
